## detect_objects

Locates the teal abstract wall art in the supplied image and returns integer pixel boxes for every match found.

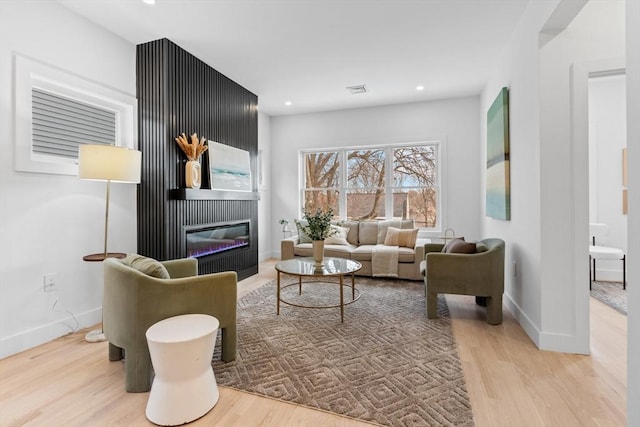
[486,87,510,220]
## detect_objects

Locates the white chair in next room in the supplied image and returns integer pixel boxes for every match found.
[589,223,626,290]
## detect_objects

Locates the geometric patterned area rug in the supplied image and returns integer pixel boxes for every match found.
[590,280,627,315]
[212,277,474,427]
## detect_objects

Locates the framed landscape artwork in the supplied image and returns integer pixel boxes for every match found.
[486,87,510,220]
[208,140,251,191]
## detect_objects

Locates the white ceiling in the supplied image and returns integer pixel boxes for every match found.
[58,0,531,116]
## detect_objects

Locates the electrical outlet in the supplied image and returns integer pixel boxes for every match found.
[43,274,57,292]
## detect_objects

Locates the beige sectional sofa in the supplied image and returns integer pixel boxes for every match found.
[281,219,428,281]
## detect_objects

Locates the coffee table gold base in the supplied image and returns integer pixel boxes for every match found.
[275,257,362,323]
[279,282,361,310]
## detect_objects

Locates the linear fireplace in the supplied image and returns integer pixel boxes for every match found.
[183,220,251,259]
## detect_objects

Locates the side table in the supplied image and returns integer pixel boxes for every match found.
[145,314,220,425]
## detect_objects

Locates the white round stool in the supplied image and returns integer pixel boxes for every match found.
[145,314,220,426]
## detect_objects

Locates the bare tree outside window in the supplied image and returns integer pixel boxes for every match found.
[302,143,439,228]
[393,146,438,227]
[347,149,385,220]
[303,152,340,217]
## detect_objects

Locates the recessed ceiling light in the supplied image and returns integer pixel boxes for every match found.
[284,101,292,106]
[416,85,425,91]
[346,84,367,94]
[142,0,156,5]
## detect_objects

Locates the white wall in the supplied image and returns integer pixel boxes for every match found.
[588,74,627,281]
[0,2,137,358]
[538,0,625,353]
[480,0,561,345]
[481,0,627,354]
[257,111,273,261]
[270,97,482,257]
[626,0,640,423]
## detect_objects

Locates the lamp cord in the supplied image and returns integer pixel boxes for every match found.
[50,290,80,334]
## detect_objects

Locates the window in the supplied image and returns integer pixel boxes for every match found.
[303,151,340,215]
[301,142,442,229]
[346,148,386,220]
[14,55,136,175]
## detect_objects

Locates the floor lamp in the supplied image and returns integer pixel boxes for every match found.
[79,144,142,342]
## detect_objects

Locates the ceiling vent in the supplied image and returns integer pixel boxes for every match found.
[346,84,367,94]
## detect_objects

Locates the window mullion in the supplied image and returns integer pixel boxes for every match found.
[385,147,393,220]
[340,150,344,219]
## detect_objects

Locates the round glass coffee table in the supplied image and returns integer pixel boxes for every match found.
[275,257,362,323]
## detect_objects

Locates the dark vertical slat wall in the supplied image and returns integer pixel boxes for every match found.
[136,39,259,280]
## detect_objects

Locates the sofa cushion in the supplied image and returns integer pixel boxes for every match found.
[324,244,357,258]
[293,243,313,257]
[351,245,375,261]
[325,225,350,245]
[384,227,418,248]
[341,221,359,245]
[376,219,415,244]
[442,238,477,254]
[358,222,379,245]
[293,243,356,258]
[397,247,416,263]
[352,245,415,263]
[122,254,170,279]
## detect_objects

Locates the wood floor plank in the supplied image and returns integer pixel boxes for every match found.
[0,259,627,426]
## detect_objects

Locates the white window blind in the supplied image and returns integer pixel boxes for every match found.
[31,88,116,159]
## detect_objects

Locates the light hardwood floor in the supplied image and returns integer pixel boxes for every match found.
[0,259,627,426]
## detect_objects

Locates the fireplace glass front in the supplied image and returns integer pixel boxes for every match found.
[185,221,250,259]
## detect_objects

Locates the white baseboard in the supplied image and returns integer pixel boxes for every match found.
[503,293,590,355]
[0,307,101,359]
[538,330,590,355]
[503,292,541,348]
[259,251,279,262]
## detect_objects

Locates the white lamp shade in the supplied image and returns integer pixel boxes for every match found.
[79,145,142,183]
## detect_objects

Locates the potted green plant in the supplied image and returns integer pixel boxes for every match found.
[295,208,337,267]
[278,218,290,232]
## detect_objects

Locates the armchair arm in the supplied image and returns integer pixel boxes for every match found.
[424,243,445,254]
[425,251,504,293]
[281,236,298,260]
[413,238,431,262]
[138,271,238,328]
[162,257,198,278]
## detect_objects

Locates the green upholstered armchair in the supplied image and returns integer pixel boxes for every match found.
[421,238,505,325]
[103,256,237,393]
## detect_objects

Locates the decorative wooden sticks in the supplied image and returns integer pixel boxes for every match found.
[175,133,208,161]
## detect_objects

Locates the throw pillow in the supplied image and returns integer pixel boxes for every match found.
[376,220,413,244]
[475,242,488,253]
[442,238,477,254]
[296,220,312,244]
[383,227,418,248]
[442,237,464,252]
[325,225,350,245]
[122,254,170,279]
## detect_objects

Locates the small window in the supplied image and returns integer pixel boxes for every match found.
[14,55,136,175]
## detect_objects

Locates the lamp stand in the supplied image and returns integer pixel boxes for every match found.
[83,180,125,343]
[83,180,127,262]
